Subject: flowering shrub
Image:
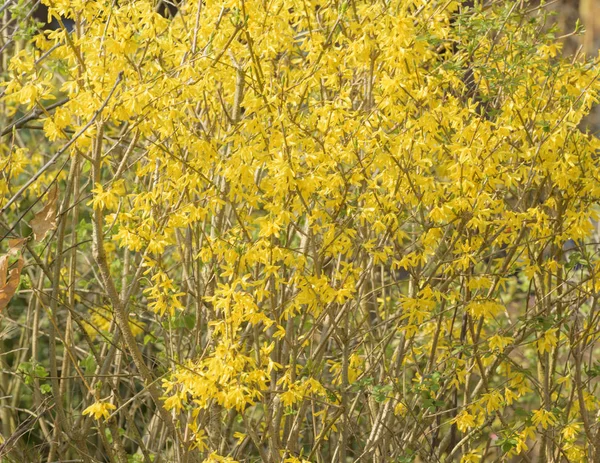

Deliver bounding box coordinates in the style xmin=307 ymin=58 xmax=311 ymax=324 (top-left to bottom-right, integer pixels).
xmin=2 ymin=0 xmax=600 ymax=462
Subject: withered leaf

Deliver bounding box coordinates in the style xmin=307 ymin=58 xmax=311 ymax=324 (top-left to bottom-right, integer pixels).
xmin=0 ymin=256 xmax=7 ymax=288
xmin=30 ymin=185 xmax=59 ymax=242
xmin=0 ymin=255 xmax=23 ymax=312
xmin=8 ymin=238 xmax=26 ymax=255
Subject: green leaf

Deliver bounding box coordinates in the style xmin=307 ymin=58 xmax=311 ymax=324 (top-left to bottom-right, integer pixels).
xmin=80 ymin=353 xmax=97 ymax=376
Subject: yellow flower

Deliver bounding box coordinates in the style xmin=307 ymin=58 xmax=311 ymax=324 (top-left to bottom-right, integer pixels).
xmin=488 ymin=335 xmax=513 ymax=353
xmin=82 ymin=400 xmax=116 ymax=421
xmin=394 ymin=402 xmax=408 ymax=417
xmin=453 ymin=410 xmax=476 ymax=433
xmin=461 ymin=451 xmax=481 ymax=463
xmin=537 ymin=329 xmax=559 ymax=355
xmin=532 ymin=409 xmax=558 ymax=430
xmin=87 ymin=180 xmax=125 ymax=211
xmin=562 ymin=422 xmax=580 ymax=441
xmin=481 ymin=390 xmax=504 ymax=413
xmin=194 ymin=429 xmax=209 ymax=452
xmin=162 ymin=392 xmax=185 ymax=413
xmin=284 ymin=458 xmax=311 ymax=463
xmin=504 ymin=387 xmax=518 ymax=406
xmin=202 ymin=453 xmax=238 ymax=463
xmin=466 ymin=300 xmax=503 ymax=319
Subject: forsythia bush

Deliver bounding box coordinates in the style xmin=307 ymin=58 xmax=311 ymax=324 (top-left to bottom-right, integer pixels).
xmin=1 ymin=0 xmax=600 ymax=462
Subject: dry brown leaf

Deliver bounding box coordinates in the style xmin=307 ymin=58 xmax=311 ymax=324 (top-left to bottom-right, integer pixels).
xmin=30 ymin=185 xmax=59 ymax=242
xmin=0 ymin=256 xmax=7 ymax=288
xmin=8 ymin=238 xmax=26 ymax=255
xmin=0 ymin=255 xmax=23 ymax=312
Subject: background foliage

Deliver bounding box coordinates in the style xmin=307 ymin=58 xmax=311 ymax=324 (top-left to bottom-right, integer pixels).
xmin=2 ymin=0 xmax=600 ymax=462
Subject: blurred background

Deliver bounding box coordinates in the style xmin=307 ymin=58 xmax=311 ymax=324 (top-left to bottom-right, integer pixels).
xmin=557 ymin=0 xmax=599 ymax=55
xmin=551 ymin=0 xmax=600 ymax=130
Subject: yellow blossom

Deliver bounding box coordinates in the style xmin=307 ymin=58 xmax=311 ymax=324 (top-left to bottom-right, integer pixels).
xmin=82 ymin=400 xmax=116 ymax=421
